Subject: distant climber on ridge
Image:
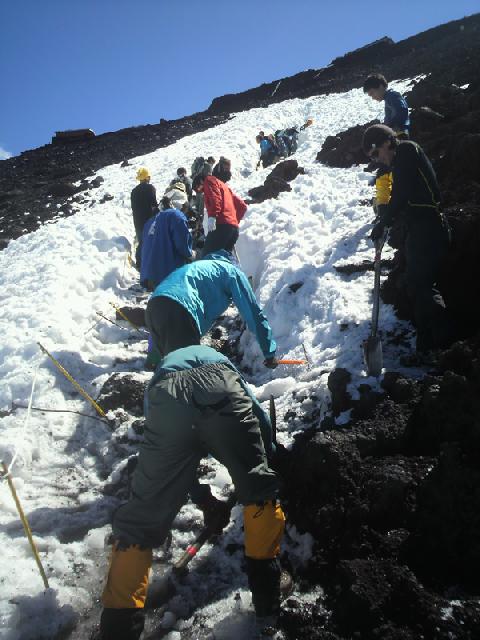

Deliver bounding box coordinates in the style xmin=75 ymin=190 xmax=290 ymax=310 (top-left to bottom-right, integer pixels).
xmin=363 ymin=74 xmax=410 ymax=137
xmin=256 ymin=120 xmax=313 ymax=169
xmin=363 ymin=124 xmax=452 ymax=357
xmin=130 ymin=167 xmax=158 ymax=269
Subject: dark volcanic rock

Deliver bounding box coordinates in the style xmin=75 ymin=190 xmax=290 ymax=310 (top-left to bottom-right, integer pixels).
xmin=47 ymin=182 xmax=77 ymax=197
xmin=248 ymin=160 xmax=305 ymax=203
xmin=316 ymin=120 xmax=378 ymax=168
xmin=97 ymin=373 xmax=145 ymax=416
xmin=116 ymin=306 xmax=146 ymax=328
xmin=327 ymin=368 xmax=352 ymax=417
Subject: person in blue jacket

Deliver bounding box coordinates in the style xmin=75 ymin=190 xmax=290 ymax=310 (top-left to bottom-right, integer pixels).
xmin=363 ymin=73 xmax=410 ymax=137
xmin=145 ymin=249 xmax=278 ymax=367
xmin=140 ymin=196 xmax=193 ymax=290
xmin=256 ymin=132 xmax=279 ymax=169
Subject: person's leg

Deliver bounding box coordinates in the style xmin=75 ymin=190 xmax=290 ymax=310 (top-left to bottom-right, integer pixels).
xmin=405 ymin=216 xmax=451 ymax=352
xmin=145 ymin=296 xmax=200 ymax=357
xmin=193 ymin=364 xmax=284 ymax=620
xmin=133 ymin=221 xmax=143 ymax=271
xmin=101 ymin=380 xmax=202 ymax=639
xmin=201 ymin=224 xmax=239 ymax=257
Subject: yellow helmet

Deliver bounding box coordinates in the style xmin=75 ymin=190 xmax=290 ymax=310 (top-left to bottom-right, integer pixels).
xmin=136 ymin=167 xmax=150 ymax=181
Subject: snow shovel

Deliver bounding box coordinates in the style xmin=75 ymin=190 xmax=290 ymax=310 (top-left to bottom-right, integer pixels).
xmin=363 ymin=231 xmax=387 ymax=377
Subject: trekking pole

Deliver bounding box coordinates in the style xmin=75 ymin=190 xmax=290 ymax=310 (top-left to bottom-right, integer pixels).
xmin=277 ymin=359 xmax=307 ymax=365
xmin=37 ymin=342 xmax=106 ymax=418
xmin=109 ymin=302 xmax=143 ymax=334
xmin=173 ymin=493 xmax=237 ymax=572
xmin=269 ymin=395 xmax=277 ymax=443
xmin=1 ymin=462 xmax=50 ymax=589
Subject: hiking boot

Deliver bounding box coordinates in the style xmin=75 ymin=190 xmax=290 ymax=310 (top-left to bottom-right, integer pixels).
xmin=254 ymin=615 xmax=286 ymax=639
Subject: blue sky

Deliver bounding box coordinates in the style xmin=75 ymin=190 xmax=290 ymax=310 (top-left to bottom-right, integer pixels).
xmin=1 ymin=0 xmax=478 ymax=157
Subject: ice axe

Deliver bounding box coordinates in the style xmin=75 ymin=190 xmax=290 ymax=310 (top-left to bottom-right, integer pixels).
xmin=173 ymin=391 xmax=279 ymax=572
xmin=173 ymin=492 xmax=237 ymax=572
xmin=363 ymin=230 xmax=388 ymax=376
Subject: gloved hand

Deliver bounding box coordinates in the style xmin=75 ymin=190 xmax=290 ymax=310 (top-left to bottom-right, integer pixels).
xmin=370 ymin=222 xmax=385 ymax=242
xmin=264 ymin=357 xmax=279 ymax=369
xmin=198 ymin=491 xmax=232 ymax=535
xmin=207 ymin=216 xmax=216 ymax=232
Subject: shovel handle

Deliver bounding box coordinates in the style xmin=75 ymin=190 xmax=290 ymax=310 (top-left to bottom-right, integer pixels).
xmin=173 ymin=493 xmax=237 ymax=572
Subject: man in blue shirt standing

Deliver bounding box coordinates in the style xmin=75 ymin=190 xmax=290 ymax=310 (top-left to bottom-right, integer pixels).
xmin=363 ymin=73 xmax=410 ymax=137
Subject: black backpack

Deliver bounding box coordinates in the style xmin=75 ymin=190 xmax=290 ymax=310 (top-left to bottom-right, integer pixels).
xmin=212 ymin=156 xmax=232 ymax=183
xmin=191 ymin=156 xmax=212 ymax=179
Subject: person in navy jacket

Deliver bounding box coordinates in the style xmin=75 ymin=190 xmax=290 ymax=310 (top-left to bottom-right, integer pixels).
xmin=140 ymin=196 xmax=192 ymax=290
xmin=363 ymin=73 xmax=410 ymax=136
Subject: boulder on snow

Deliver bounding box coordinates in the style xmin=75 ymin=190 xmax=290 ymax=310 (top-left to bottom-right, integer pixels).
xmin=316 ymin=120 xmax=379 ymax=168
xmin=247 ymin=160 xmax=305 ymax=203
xmin=47 ymin=182 xmax=77 ymax=197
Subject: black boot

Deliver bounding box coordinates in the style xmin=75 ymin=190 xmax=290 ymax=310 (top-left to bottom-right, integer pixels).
xmin=246 ymin=557 xmax=281 ymax=618
xmin=99 ymin=608 xmax=145 ymax=640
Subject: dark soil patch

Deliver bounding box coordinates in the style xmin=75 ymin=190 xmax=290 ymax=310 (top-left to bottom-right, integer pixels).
xmin=96 ymin=373 xmax=146 ymax=416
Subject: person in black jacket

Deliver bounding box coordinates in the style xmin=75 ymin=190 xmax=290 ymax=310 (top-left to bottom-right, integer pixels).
xmin=363 ymin=124 xmax=451 ymax=355
xmin=130 ymin=167 xmax=158 ymax=269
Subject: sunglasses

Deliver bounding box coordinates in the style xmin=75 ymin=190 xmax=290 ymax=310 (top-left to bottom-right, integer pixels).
xmin=368 ymin=147 xmax=380 ymax=159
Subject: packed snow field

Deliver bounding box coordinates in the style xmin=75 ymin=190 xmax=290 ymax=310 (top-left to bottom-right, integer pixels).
xmin=0 ymin=80 xmax=415 ymax=639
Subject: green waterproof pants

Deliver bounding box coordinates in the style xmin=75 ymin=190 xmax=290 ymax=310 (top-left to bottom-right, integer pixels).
xmin=112 ymin=362 xmax=279 ymax=548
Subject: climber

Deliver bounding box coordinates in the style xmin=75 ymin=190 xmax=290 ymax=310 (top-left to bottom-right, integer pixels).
xmin=363 ymin=74 xmax=410 ymax=137
xmin=140 ymin=195 xmax=192 ymax=290
xmin=98 ymin=342 xmax=285 ymax=640
xmin=130 ymin=167 xmax=158 ymax=269
xmin=193 ymin=173 xmax=247 ymax=257
xmin=363 ymin=124 xmax=452 ymax=355
xmin=174 ymin=167 xmax=193 ymax=198
xmin=256 ymin=132 xmax=279 ymax=169
xmin=145 ymin=248 xmax=278 ymax=367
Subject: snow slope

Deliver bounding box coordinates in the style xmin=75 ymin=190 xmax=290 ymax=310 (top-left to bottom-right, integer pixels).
xmin=0 ymin=79 xmax=416 ymax=639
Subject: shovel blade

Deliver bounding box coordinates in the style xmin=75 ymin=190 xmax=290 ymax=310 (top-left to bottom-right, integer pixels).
xmin=364 ymin=336 xmax=383 ymax=377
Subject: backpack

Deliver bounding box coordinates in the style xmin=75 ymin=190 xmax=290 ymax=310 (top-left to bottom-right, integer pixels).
xmin=274 ymin=130 xmax=289 ymax=157
xmin=284 ymin=127 xmax=299 ymax=154
xmin=191 ymin=156 xmax=212 ymax=180
xmin=212 ymin=156 xmax=232 ymax=183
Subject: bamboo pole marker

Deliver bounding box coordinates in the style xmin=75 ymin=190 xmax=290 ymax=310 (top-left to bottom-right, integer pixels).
xmin=109 ymin=302 xmax=143 ymax=334
xmin=36 ymin=342 xmax=106 ymax=418
xmin=1 ymin=462 xmax=50 ymax=589
xmin=96 ymin=311 xmax=125 ymax=330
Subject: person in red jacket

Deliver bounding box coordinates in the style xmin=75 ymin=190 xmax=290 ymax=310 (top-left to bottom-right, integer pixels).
xmin=193 ymin=174 xmax=247 ymax=257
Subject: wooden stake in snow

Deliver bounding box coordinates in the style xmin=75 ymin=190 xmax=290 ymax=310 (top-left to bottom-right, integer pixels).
xmin=37 ymin=342 xmax=106 ymax=418
xmin=1 ymin=462 xmax=50 ymax=589
xmin=109 ymin=302 xmax=143 ymax=334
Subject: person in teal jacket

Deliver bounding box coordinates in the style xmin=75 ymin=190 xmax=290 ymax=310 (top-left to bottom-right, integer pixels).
xmin=146 ymin=249 xmax=278 ymax=367
xmin=99 ymin=345 xmax=285 ymax=640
